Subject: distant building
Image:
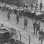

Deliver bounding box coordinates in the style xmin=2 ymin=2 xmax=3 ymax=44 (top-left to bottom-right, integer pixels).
xmin=37 ymin=0 xmax=44 ymax=11
xmin=24 ymin=0 xmax=32 ymax=7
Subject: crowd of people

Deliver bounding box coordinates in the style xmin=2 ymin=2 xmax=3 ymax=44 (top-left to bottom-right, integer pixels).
xmin=0 ymin=4 xmax=41 ymax=33
xmin=4 ymin=4 xmax=29 ymax=30
xmin=0 ymin=3 xmax=44 ymax=44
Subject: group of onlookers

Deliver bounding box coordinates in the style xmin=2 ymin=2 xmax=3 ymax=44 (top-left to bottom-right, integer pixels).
xmin=0 ymin=2 xmax=41 ymax=32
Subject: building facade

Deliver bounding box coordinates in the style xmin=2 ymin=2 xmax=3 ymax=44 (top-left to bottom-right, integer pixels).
xmin=37 ymin=0 xmax=44 ymax=11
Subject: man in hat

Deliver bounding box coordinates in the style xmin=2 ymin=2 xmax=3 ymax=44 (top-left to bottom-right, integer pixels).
xmin=24 ymin=17 xmax=28 ymax=30
xmin=7 ymin=9 xmax=11 ymax=20
xmin=16 ymin=9 xmax=19 ymax=24
xmin=36 ymin=22 xmax=40 ymax=35
xmin=33 ymin=21 xmax=37 ymax=34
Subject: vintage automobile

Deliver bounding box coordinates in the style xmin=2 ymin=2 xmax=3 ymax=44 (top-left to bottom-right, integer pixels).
xmin=0 ymin=24 xmax=24 ymax=44
xmin=0 ymin=25 xmax=16 ymax=44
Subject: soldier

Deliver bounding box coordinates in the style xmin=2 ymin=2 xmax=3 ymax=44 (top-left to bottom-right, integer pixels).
xmin=16 ymin=10 xmax=19 ymax=24
xmin=33 ymin=21 xmax=37 ymax=34
xmin=16 ymin=15 xmax=19 ymax=24
xmin=24 ymin=17 xmax=28 ymax=30
xmin=36 ymin=22 xmax=40 ymax=35
xmin=40 ymin=3 xmax=42 ymax=11
xmin=7 ymin=9 xmax=11 ymax=20
xmin=7 ymin=12 xmax=10 ymax=20
xmin=14 ymin=9 xmax=17 ymax=15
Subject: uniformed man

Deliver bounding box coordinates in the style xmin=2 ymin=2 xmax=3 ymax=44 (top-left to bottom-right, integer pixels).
xmin=36 ymin=22 xmax=40 ymax=35
xmin=16 ymin=10 xmax=19 ymax=24
xmin=7 ymin=9 xmax=11 ymax=20
xmin=24 ymin=17 xmax=28 ymax=30
xmin=33 ymin=21 xmax=37 ymax=34
xmin=23 ymin=5 xmax=28 ymax=30
xmin=40 ymin=3 xmax=42 ymax=11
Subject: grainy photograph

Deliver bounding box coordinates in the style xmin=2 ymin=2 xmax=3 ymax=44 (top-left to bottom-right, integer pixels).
xmin=0 ymin=0 xmax=44 ymax=44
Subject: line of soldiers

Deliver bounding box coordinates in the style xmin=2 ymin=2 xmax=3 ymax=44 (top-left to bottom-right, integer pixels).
xmin=3 ymin=4 xmax=40 ymax=33
xmin=1 ymin=5 xmax=41 ymax=34
xmin=6 ymin=6 xmax=28 ymax=29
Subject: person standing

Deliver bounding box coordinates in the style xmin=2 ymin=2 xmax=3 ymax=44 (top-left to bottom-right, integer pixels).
xmin=16 ymin=10 xmax=19 ymax=24
xmin=7 ymin=9 xmax=11 ymax=20
xmin=36 ymin=22 xmax=40 ymax=35
xmin=23 ymin=5 xmax=28 ymax=30
xmin=24 ymin=17 xmax=28 ymax=30
xmin=7 ymin=12 xmax=10 ymax=20
xmin=33 ymin=21 xmax=37 ymax=34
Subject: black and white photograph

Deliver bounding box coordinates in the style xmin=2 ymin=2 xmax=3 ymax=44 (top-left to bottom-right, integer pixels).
xmin=0 ymin=0 xmax=44 ymax=44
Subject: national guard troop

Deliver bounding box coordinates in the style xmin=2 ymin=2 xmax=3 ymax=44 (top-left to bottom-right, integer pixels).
xmin=36 ymin=22 xmax=40 ymax=35
xmin=23 ymin=4 xmax=28 ymax=30
xmin=33 ymin=21 xmax=37 ymax=34
xmin=7 ymin=9 xmax=11 ymax=20
xmin=7 ymin=8 xmax=12 ymax=20
xmin=24 ymin=17 xmax=28 ymax=30
xmin=7 ymin=12 xmax=10 ymax=20
xmin=16 ymin=9 xmax=19 ymax=24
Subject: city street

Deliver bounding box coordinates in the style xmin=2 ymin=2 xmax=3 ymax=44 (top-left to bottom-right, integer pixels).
xmin=0 ymin=0 xmax=44 ymax=43
xmin=0 ymin=9 xmax=42 ymax=44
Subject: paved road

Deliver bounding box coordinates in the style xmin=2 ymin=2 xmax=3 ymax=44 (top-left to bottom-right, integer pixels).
xmin=0 ymin=9 xmax=41 ymax=44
